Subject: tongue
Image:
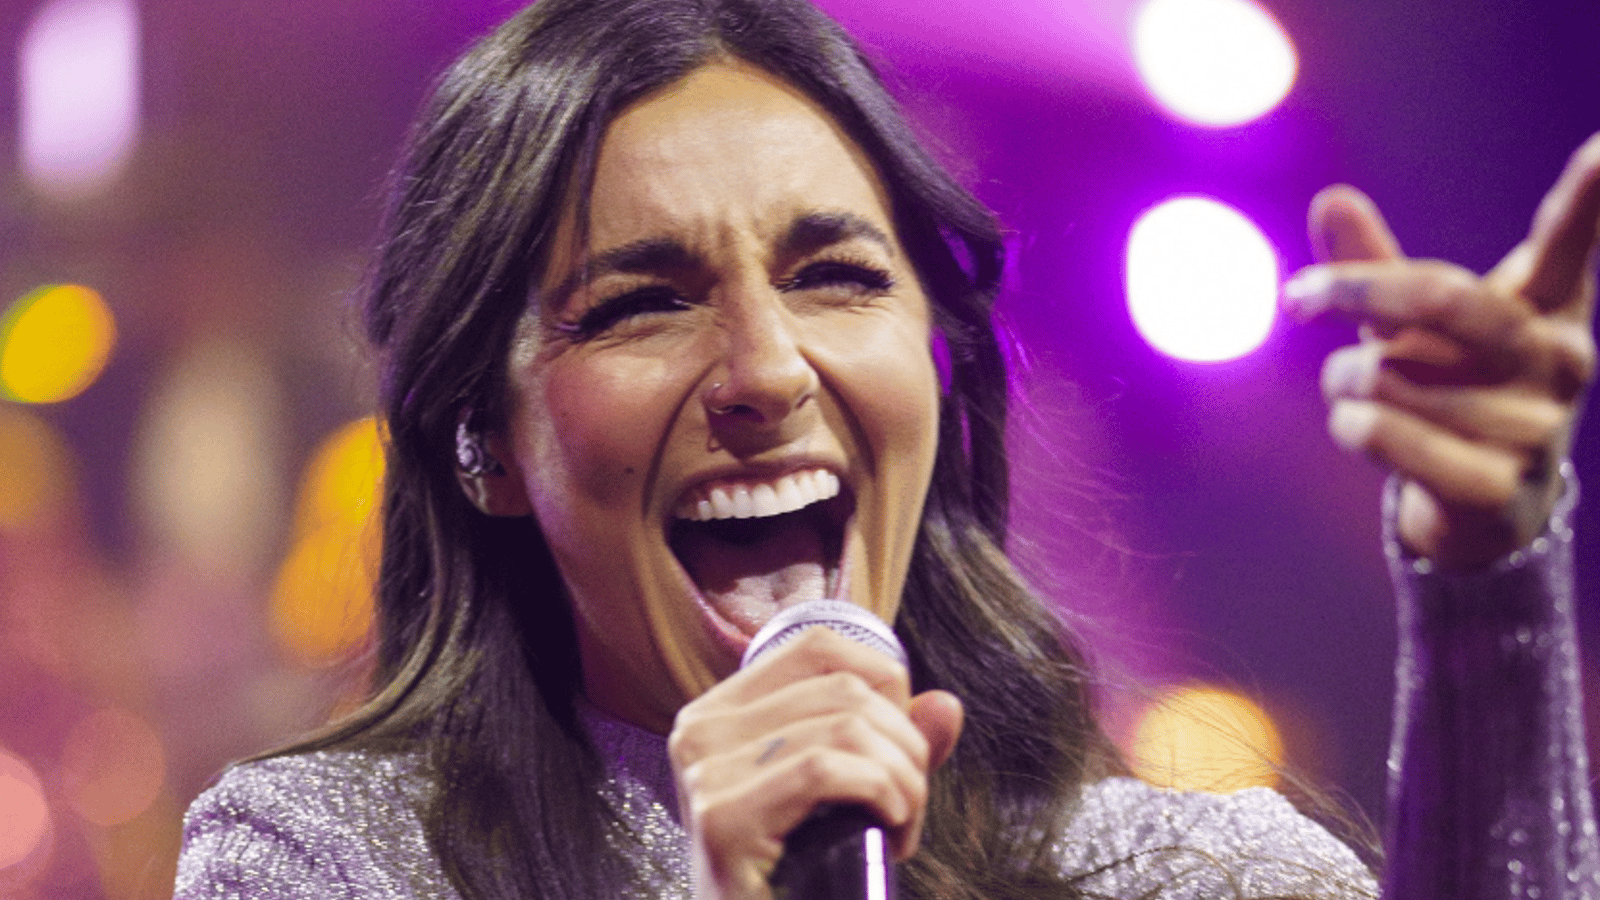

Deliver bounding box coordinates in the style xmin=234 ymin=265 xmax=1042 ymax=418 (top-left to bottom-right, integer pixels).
xmin=674 ymin=514 xmax=828 ymax=634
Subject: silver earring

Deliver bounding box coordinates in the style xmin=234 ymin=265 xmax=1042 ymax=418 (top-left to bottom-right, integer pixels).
xmin=455 ymin=419 xmax=505 ymax=477
xmin=706 ymin=382 xmax=737 ymax=416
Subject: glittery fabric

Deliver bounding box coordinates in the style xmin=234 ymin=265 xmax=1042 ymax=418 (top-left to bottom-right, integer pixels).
xmin=175 ymin=480 xmax=1593 ymax=899
xmin=174 ymin=750 xmax=445 ymax=899
xmin=174 ymin=736 xmax=1374 ymax=899
xmin=1383 ymin=467 xmax=1600 ymax=900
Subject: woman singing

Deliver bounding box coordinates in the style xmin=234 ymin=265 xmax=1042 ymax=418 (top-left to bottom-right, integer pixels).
xmin=176 ymin=0 xmax=1600 ymax=897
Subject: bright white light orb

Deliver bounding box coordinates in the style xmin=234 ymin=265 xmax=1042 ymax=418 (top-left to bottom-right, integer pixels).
xmin=1132 ymin=0 xmax=1296 ymax=127
xmin=1125 ymin=196 xmax=1278 ymax=363
xmin=20 ymin=0 xmax=142 ymax=198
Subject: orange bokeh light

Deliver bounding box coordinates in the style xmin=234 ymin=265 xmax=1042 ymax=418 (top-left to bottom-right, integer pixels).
xmin=1127 ymin=684 xmax=1285 ymax=793
xmin=60 ymin=708 xmax=167 ymax=827
xmin=270 ymin=417 xmax=385 ymax=665
xmin=0 ymin=407 xmax=74 ymax=531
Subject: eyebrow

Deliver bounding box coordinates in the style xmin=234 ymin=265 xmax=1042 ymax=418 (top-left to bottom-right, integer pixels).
xmin=545 ymin=210 xmax=897 ymax=309
xmin=777 ymin=211 xmax=896 ymax=261
xmin=547 ymin=238 xmax=696 ymax=310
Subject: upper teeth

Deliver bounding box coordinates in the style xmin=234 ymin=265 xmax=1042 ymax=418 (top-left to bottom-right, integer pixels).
xmin=676 ymin=469 xmax=841 ymax=521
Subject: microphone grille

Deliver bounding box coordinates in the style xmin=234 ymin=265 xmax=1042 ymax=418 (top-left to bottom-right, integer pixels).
xmin=740 ymin=599 xmax=906 ymax=669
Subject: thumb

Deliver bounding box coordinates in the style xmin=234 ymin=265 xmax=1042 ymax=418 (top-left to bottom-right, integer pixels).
xmin=1308 ymin=184 xmax=1405 ymax=263
xmin=908 ymin=690 xmax=964 ymax=772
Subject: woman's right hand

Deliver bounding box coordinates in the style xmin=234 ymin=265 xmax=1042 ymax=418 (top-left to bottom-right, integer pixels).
xmin=667 ymin=626 xmax=964 ymax=900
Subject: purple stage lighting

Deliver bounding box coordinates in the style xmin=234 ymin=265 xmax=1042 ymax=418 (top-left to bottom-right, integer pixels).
xmin=1132 ymin=0 xmax=1296 ymax=127
xmin=1124 ymin=196 xmax=1279 ymax=363
xmin=20 ymin=0 xmax=141 ymax=198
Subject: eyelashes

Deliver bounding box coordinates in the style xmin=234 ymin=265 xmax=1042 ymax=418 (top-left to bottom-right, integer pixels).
xmin=776 ymin=259 xmax=895 ymax=294
xmin=556 ymin=257 xmax=897 ymax=342
xmin=556 ymin=285 xmax=689 ymax=341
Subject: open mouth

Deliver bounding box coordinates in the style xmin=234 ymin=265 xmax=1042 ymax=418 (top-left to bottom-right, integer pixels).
xmin=667 ymin=468 xmax=851 ymax=636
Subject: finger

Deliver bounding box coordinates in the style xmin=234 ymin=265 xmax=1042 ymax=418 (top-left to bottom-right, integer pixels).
xmin=1321 ymin=342 xmax=1572 ymax=447
xmin=1283 ymin=260 xmax=1532 ymax=363
xmin=1308 ymin=184 xmax=1405 ymax=263
xmin=908 ymin=690 xmax=964 ymax=773
xmin=898 ymin=690 xmax=964 ymax=860
xmin=1489 ymin=131 xmax=1600 ymax=314
xmin=727 ymin=625 xmax=911 ymax=706
xmin=727 ymin=710 xmax=929 ymax=808
xmin=690 ymin=744 xmax=922 ymax=864
xmin=674 ymin=671 xmax=930 ymax=773
xmin=1327 ymin=399 xmax=1527 ymax=511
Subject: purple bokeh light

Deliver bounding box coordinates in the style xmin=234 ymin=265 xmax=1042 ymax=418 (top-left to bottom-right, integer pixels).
xmin=1132 ymin=0 xmax=1296 ymax=127
xmin=1125 ymin=195 xmax=1279 ymax=362
xmin=19 ymin=0 xmax=141 ymax=198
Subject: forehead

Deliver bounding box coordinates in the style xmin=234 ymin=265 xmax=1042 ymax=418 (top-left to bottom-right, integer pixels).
xmin=582 ymin=62 xmax=897 ymax=247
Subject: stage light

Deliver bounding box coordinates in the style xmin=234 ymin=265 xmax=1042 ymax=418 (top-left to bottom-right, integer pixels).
xmin=20 ymin=0 xmax=142 ymax=198
xmin=1125 ymin=196 xmax=1278 ymax=363
xmin=0 ymin=284 xmax=116 ymax=404
xmin=292 ymin=417 xmax=385 ymax=538
xmin=0 ymin=408 xmax=74 ymax=531
xmin=1132 ymin=0 xmax=1296 ymax=127
xmin=131 ymin=339 xmax=289 ymax=577
xmin=0 ymin=748 xmax=51 ymax=871
xmin=60 ymin=708 xmax=167 ymax=827
xmin=1127 ymin=684 xmax=1285 ymax=792
xmin=270 ymin=418 xmax=384 ymax=665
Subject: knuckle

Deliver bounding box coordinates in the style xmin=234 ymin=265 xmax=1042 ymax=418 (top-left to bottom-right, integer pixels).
xmin=1521 ymin=399 xmax=1568 ymax=448
xmin=1417 ymin=264 xmax=1481 ymax=315
xmin=688 ymin=794 xmax=718 ymax=830
xmin=667 ymin=723 xmax=704 ymax=766
xmin=876 ymin=774 xmax=916 ymax=825
xmin=1546 ymin=326 xmax=1597 ymax=401
xmin=668 ymin=708 xmax=733 ymax=768
xmin=826 ymin=710 xmax=871 ymax=748
xmin=794 ymin=624 xmax=844 ymax=655
xmin=823 ymin=670 xmax=872 ymax=702
xmin=679 ymin=759 xmax=711 ymax=795
xmin=791 ymin=747 xmax=833 ymax=785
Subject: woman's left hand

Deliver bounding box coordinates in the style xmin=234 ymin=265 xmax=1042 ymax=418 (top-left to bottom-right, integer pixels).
xmin=1285 ymin=133 xmax=1600 ymax=570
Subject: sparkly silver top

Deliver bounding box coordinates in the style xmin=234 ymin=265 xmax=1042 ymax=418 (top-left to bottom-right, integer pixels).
xmin=175 ymin=475 xmax=1597 ymax=899
xmin=173 ymin=729 xmax=1374 ymax=899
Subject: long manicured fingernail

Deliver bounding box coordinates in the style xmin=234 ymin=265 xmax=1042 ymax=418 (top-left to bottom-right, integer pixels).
xmin=1321 ymin=342 xmax=1382 ymax=399
xmin=1328 ymin=400 xmax=1379 ymax=452
xmin=1282 ymin=267 xmax=1334 ymax=317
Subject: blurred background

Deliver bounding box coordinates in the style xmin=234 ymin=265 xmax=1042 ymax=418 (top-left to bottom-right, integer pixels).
xmin=1 ymin=0 xmax=1597 ymax=895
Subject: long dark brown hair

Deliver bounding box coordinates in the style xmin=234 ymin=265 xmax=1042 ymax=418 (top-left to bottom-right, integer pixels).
xmin=299 ymin=0 xmax=1124 ymax=896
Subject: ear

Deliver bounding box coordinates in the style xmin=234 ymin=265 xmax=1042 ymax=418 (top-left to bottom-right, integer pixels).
xmin=455 ymin=431 xmax=533 ymax=517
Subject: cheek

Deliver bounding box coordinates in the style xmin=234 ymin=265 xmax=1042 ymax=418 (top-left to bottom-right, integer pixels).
xmin=518 ymin=355 xmax=679 ymax=534
xmin=855 ymin=317 xmax=941 ymax=469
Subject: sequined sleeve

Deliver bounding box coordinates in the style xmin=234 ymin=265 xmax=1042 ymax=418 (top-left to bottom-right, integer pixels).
xmin=173 ymin=751 xmax=456 ymax=900
xmin=1383 ymin=468 xmax=1600 ymax=899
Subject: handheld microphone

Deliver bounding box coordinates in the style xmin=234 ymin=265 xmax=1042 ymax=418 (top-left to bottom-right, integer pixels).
xmin=741 ymin=600 xmax=905 ymax=900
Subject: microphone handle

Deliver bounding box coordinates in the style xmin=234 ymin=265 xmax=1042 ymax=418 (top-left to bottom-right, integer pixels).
xmin=743 ymin=601 xmax=905 ymax=900
xmin=771 ymin=805 xmax=895 ymax=900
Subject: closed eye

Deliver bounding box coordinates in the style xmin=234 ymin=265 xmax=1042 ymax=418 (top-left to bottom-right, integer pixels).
xmin=778 ymin=260 xmax=895 ymax=297
xmin=557 ymin=285 xmax=690 ymax=341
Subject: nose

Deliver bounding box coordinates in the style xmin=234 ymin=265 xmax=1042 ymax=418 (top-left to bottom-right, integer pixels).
xmin=703 ymin=286 xmax=817 ymax=429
